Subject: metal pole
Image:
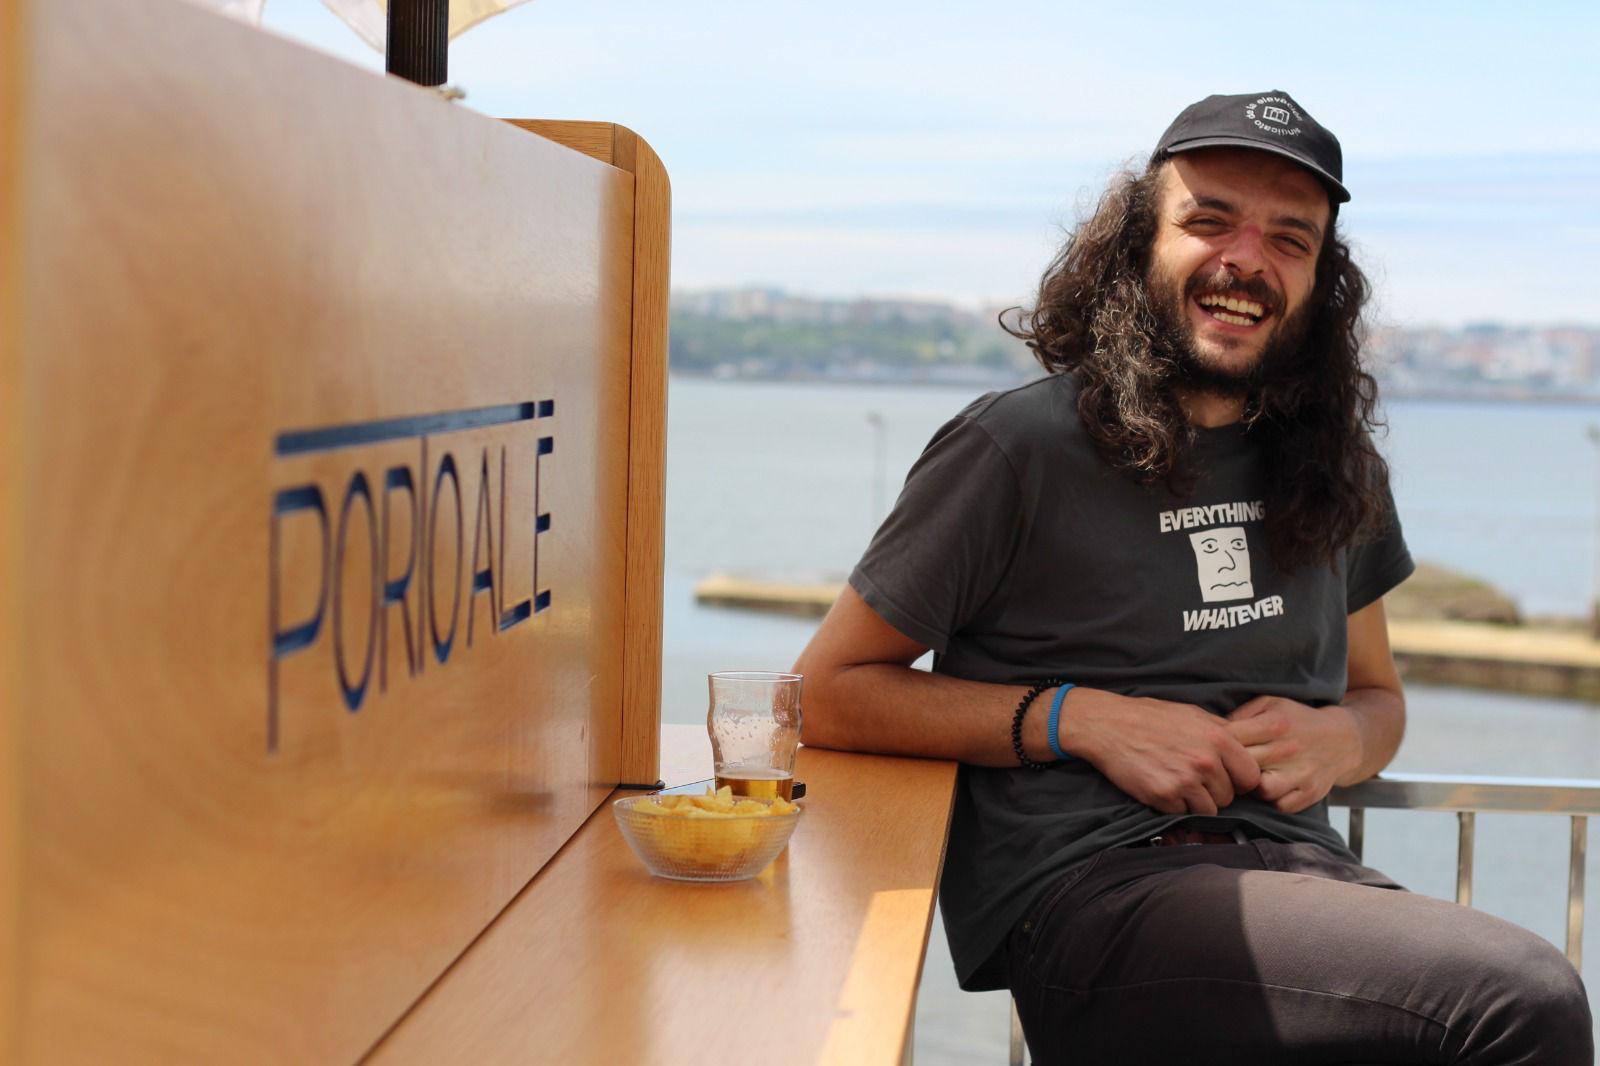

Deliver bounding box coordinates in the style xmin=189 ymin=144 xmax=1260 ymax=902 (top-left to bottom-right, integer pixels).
xmin=1568 ymin=815 xmax=1587 ymax=970
xmin=1009 ymin=997 xmax=1028 ymax=1066
xmin=387 ymin=0 xmax=449 ymax=87
xmin=1455 ymin=811 xmax=1475 ymax=907
xmin=1588 ymin=425 xmax=1600 ymax=638
xmin=866 ymin=412 xmax=887 ymax=525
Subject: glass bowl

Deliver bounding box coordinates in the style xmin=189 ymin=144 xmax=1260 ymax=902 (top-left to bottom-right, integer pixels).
xmin=612 ymin=794 xmax=801 ymax=882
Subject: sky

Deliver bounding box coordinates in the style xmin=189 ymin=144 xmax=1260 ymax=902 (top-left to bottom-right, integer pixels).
xmin=247 ymin=0 xmax=1600 ymax=327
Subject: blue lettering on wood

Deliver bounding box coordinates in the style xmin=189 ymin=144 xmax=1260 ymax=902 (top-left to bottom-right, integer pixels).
xmin=268 ymin=484 xmax=328 ymax=753
xmin=267 ymin=400 xmax=556 ymax=753
xmin=467 ymin=450 xmax=498 ymax=647
xmin=334 ymin=471 xmax=379 ymax=712
xmin=429 ymin=453 xmax=462 ymax=664
xmin=380 ymin=465 xmax=419 ymax=690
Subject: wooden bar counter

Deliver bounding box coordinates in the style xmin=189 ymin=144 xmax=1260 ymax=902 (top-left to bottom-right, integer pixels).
xmin=367 ymin=725 xmax=958 ymax=1065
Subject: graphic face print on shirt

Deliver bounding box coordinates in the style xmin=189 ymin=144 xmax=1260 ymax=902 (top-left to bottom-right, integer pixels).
xmin=1189 ymin=526 xmax=1254 ymax=602
xmin=1159 ymin=500 xmax=1282 ymax=630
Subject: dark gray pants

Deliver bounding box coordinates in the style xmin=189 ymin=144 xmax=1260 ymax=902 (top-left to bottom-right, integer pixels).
xmin=1006 ymin=838 xmax=1593 ymax=1065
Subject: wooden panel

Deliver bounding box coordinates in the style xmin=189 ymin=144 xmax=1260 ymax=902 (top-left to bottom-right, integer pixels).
xmin=369 ymin=726 xmax=958 ymax=1065
xmin=506 ymin=119 xmax=617 ymax=165
xmin=3 ymin=1 xmax=649 ymax=1061
xmin=613 ymin=125 xmax=672 ymax=787
xmin=501 ymin=120 xmax=670 ymax=787
xmin=0 ymin=0 xmax=26 ymax=1060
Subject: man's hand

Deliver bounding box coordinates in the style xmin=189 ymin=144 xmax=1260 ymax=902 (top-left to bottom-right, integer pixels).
xmin=1064 ymin=690 xmax=1262 ymax=817
xmin=1222 ymin=600 xmax=1408 ymax=814
xmin=1225 ymin=696 xmax=1362 ymax=814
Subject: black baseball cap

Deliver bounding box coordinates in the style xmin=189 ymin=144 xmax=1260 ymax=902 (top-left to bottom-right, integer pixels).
xmin=1151 ymin=91 xmax=1350 ymax=204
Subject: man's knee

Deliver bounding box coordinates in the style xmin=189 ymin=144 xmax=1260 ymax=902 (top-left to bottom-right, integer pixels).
xmin=1514 ymin=940 xmax=1591 ymax=1052
xmin=1457 ymin=928 xmax=1592 ymax=1064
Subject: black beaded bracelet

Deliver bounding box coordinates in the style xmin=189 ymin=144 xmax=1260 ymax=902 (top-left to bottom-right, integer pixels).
xmin=1010 ymin=677 xmax=1066 ymax=770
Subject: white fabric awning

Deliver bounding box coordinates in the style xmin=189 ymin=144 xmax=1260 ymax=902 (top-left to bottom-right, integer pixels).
xmin=319 ymin=0 xmax=535 ymax=51
xmin=191 ymin=0 xmax=268 ymax=25
xmin=187 ymin=0 xmax=534 ymax=52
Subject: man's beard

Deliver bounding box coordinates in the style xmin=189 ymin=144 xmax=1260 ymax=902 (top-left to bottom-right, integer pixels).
xmin=1147 ymin=266 xmax=1315 ymax=397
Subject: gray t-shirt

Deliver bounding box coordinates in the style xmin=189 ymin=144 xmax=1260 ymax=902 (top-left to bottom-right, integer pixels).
xmin=848 ymin=372 xmax=1414 ymax=990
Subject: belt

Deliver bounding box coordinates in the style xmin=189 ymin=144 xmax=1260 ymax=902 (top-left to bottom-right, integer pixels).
xmin=1131 ymin=826 xmax=1251 ymax=848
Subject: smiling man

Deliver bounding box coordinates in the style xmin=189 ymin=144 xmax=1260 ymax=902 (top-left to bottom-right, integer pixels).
xmin=795 ymin=92 xmax=1592 ymax=1064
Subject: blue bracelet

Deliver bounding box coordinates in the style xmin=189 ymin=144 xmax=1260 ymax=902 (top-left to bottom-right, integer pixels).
xmin=1046 ymin=683 xmax=1076 ymax=761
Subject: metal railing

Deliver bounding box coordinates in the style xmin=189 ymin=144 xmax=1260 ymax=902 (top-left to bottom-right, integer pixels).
xmin=1005 ymin=771 xmax=1600 ymax=1066
xmin=1333 ymin=771 xmax=1598 ymax=969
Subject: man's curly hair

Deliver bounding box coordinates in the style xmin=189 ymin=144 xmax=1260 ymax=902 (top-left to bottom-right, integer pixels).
xmin=1004 ymin=162 xmax=1391 ymax=571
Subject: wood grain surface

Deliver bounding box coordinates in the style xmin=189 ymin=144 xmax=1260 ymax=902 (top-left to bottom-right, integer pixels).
xmin=613 ymin=125 xmax=672 ymax=789
xmin=505 ymin=119 xmax=618 ymax=165
xmin=368 ymin=725 xmax=958 ymax=1065
xmin=0 ymin=1 xmax=26 ymax=1061
xmin=3 ymin=1 xmax=665 ymax=1061
xmin=505 ymin=119 xmax=670 ymax=788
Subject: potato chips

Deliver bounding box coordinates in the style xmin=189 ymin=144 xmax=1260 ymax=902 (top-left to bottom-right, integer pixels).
xmin=635 ymin=785 xmax=799 ymax=819
xmin=613 ymin=786 xmax=801 ymax=880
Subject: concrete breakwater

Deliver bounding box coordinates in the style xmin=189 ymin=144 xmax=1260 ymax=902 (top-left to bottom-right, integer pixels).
xmin=1384 ymin=620 xmax=1600 ymax=702
xmin=693 ymin=570 xmax=1600 ymax=704
xmin=693 ymin=573 xmax=843 ymax=618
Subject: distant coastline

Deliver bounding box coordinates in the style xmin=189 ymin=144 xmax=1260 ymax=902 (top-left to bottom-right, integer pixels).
xmin=669 ymin=287 xmax=1600 ymax=405
xmin=1373 ymin=387 xmax=1600 ymax=409
xmin=669 ymin=366 xmax=1600 ymax=408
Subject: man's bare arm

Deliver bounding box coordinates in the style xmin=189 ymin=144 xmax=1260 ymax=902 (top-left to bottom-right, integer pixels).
xmin=792 ymin=584 xmax=1054 ymax=765
xmin=1335 ymin=597 xmax=1407 ymax=783
xmin=795 ymin=585 xmax=1262 ymax=814
xmin=1226 ymin=597 xmax=1406 ymax=812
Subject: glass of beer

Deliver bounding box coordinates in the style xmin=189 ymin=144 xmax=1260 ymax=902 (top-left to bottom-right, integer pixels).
xmin=708 ymin=671 xmax=802 ymax=800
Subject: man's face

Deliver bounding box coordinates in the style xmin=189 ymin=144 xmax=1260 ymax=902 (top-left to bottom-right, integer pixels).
xmin=1146 ymin=148 xmax=1331 ymax=390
